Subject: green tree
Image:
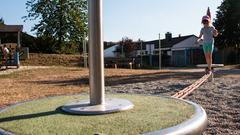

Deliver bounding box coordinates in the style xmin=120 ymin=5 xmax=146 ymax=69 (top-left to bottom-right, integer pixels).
xmin=214 ymin=0 xmax=240 ymax=48
xmin=0 ymin=17 xmax=4 ymax=25
xmin=24 ymin=0 xmax=88 ymax=52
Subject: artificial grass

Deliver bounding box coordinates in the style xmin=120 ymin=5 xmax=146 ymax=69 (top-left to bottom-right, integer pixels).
xmin=0 ymin=94 xmax=194 ymax=135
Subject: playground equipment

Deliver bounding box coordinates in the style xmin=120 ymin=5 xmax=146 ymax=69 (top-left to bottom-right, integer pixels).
xmin=197 ymin=64 xmax=224 ymax=82
xmin=62 ymin=0 xmax=134 ymax=115
xmin=0 ymin=1 xmax=210 ymax=134
xmin=61 ymin=0 xmax=208 ymax=134
xmin=172 ymin=73 xmax=212 ymax=99
xmin=0 ymin=25 xmax=23 ymax=69
xmin=173 ymin=64 xmax=224 ymax=99
xmin=0 ymin=43 xmax=18 ymax=67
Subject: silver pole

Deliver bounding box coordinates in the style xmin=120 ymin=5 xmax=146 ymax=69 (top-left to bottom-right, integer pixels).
xmin=121 ymin=38 xmax=124 ymax=58
xmin=88 ymin=0 xmax=105 ymax=105
xmin=17 ymin=31 xmax=21 ymax=48
xmin=83 ymin=32 xmax=88 ymax=68
xmin=140 ymin=40 xmax=143 ymax=67
xmin=83 ymin=34 xmax=85 ymax=66
xmin=159 ymin=33 xmax=161 ymax=70
xmin=17 ymin=31 xmax=21 ymax=67
xmin=61 ymin=0 xmax=134 ymax=115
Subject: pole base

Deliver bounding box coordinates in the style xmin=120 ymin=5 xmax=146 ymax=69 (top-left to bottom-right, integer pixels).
xmin=61 ymin=98 xmax=134 ymax=115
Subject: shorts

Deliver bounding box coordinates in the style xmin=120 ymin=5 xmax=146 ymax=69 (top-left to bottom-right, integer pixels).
xmin=203 ymin=42 xmax=214 ymax=54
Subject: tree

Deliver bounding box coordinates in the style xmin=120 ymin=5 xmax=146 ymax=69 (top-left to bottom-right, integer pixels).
xmin=0 ymin=17 xmax=4 ymax=25
xmin=214 ymin=0 xmax=240 ymax=48
xmin=117 ymin=37 xmax=137 ymax=57
xmin=24 ymin=0 xmax=88 ymax=52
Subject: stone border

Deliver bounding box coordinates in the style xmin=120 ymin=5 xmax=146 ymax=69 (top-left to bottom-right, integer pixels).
xmin=0 ymin=95 xmax=207 ymax=135
xmin=144 ymin=97 xmax=208 ymax=135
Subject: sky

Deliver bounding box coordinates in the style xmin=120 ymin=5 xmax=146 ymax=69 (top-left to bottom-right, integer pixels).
xmin=0 ymin=0 xmax=223 ymax=42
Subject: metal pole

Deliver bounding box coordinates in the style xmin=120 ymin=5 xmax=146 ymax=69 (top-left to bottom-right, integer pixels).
xmin=61 ymin=0 xmax=133 ymax=115
xmin=83 ymin=32 xmax=88 ymax=68
xmin=149 ymin=45 xmax=152 ymax=66
xmin=121 ymin=38 xmax=124 ymax=58
xmin=140 ymin=40 xmax=143 ymax=67
xmin=17 ymin=31 xmax=21 ymax=68
xmin=83 ymin=34 xmax=85 ymax=66
xmin=159 ymin=33 xmax=161 ymax=70
xmin=88 ymin=0 xmax=105 ymax=105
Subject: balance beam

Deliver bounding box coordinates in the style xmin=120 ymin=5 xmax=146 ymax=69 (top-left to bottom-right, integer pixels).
xmin=196 ymin=64 xmax=224 ymax=82
xmin=196 ymin=64 xmax=224 ymax=68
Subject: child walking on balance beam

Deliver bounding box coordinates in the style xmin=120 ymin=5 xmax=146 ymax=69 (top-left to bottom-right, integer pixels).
xmin=197 ymin=10 xmax=218 ymax=74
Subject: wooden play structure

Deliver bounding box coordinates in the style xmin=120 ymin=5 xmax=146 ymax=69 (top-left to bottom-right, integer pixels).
xmin=0 ymin=25 xmax=23 ymax=69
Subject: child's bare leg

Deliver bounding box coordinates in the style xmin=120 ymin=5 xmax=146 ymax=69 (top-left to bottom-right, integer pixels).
xmin=204 ymin=53 xmax=209 ymax=66
xmin=204 ymin=53 xmax=208 ymax=64
xmin=209 ymin=53 xmax=213 ymax=70
xmin=204 ymin=53 xmax=211 ymax=71
xmin=207 ymin=53 xmax=212 ymax=71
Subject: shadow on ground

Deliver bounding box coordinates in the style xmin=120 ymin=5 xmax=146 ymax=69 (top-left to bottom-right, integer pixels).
xmin=27 ymin=71 xmax=204 ymax=87
xmin=215 ymin=69 xmax=240 ymax=77
xmin=0 ymin=107 xmax=64 ymax=123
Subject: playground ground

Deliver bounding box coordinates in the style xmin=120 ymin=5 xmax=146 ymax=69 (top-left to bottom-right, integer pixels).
xmin=0 ymin=54 xmax=239 ymax=135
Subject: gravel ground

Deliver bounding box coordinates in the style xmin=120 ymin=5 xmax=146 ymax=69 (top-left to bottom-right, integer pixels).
xmin=188 ymin=70 xmax=240 ymax=135
xmin=106 ymin=69 xmax=240 ymax=135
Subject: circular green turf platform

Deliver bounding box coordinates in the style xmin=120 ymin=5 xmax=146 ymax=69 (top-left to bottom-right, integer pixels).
xmin=0 ymin=94 xmax=194 ymax=135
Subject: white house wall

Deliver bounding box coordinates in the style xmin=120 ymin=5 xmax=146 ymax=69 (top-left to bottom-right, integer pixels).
xmin=172 ymin=36 xmax=199 ymax=50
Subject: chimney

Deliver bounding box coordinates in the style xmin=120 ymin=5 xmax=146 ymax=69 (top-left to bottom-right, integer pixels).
xmin=165 ymin=32 xmax=172 ymax=41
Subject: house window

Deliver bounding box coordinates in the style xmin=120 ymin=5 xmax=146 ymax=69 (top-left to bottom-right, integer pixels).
xmin=137 ymin=50 xmax=147 ymax=56
xmin=146 ymin=44 xmax=155 ymax=55
xmin=167 ymin=51 xmax=172 ymax=56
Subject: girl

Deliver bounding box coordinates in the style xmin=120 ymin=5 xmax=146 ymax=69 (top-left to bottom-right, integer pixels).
xmin=197 ymin=15 xmax=218 ymax=73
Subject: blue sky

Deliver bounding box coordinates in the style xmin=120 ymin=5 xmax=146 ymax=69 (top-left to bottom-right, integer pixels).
xmin=0 ymin=0 xmax=222 ymax=41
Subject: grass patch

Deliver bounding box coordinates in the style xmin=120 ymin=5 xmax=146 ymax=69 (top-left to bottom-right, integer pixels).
xmin=0 ymin=94 xmax=194 ymax=135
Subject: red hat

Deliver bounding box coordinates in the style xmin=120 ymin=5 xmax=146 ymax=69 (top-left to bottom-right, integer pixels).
xmin=202 ymin=15 xmax=211 ymax=22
